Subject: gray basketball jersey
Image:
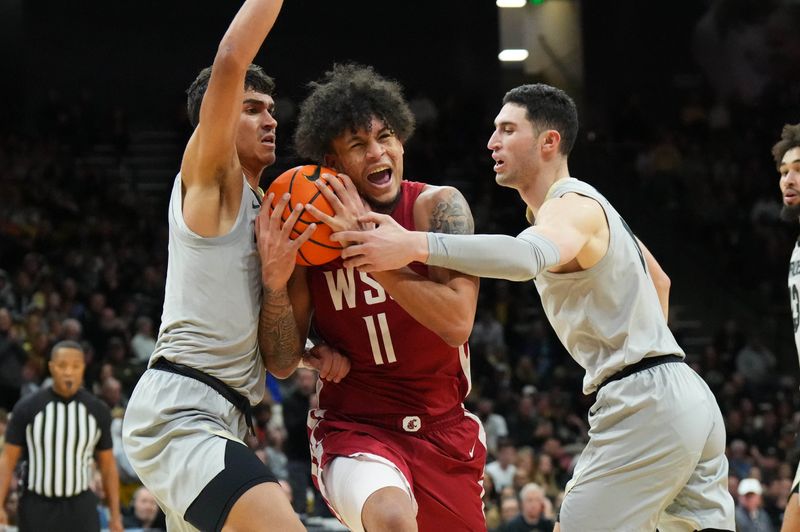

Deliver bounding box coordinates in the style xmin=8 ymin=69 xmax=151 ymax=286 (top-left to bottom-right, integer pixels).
xmin=789 ymin=239 xmax=800 ymax=366
xmin=151 ymin=174 xmax=265 ymax=405
xmin=534 ymin=178 xmax=684 ymax=394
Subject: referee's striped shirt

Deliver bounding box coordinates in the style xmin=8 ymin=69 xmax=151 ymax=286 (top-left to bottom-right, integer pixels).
xmin=6 ymin=387 xmax=113 ymax=498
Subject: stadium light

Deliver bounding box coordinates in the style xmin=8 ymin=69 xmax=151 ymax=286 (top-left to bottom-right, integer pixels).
xmin=496 ymin=0 xmax=526 ymax=7
xmin=498 ymin=49 xmax=529 ymax=62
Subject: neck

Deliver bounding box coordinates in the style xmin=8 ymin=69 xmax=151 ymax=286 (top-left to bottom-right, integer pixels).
xmin=242 ymin=165 xmax=264 ymax=192
xmin=520 ymin=160 xmax=570 ymax=218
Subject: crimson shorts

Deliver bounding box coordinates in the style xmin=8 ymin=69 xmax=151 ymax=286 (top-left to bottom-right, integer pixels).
xmin=308 ymin=405 xmax=487 ymax=531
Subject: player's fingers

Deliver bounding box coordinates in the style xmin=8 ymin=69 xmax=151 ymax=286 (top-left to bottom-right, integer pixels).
xmin=293 ymin=223 xmax=317 ymax=248
xmin=327 ymin=354 xmax=346 ymax=383
xmin=270 ymin=193 xmax=291 ymax=230
xmin=341 ymin=254 xmax=371 ymax=270
xmin=304 ymin=203 xmax=335 ymax=225
xmin=281 ymin=203 xmax=305 ymax=239
xmin=315 ymin=176 xmax=346 ymax=211
xmin=357 ymin=212 xmax=391 ymax=226
xmin=339 ymin=243 xmax=367 ymax=259
xmin=335 ymin=354 xmax=351 ymax=382
xmin=330 ymin=230 xmax=366 ymax=244
xmin=318 ymin=350 xmax=334 ymax=379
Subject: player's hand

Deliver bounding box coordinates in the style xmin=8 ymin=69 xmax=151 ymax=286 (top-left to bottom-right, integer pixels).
xmin=256 ymin=192 xmax=316 ymax=290
xmin=305 ymin=173 xmax=374 ymax=236
xmin=331 ymin=212 xmax=426 ymax=272
xmin=302 ymin=343 xmax=350 ymax=383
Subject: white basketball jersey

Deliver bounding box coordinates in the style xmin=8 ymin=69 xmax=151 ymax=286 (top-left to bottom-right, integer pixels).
xmin=789 ymin=239 xmax=800 ymax=367
xmin=151 ymin=174 xmax=265 ymax=405
xmin=534 ymin=178 xmax=684 ymax=394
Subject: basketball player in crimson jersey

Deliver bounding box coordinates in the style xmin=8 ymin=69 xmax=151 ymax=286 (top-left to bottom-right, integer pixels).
xmin=258 ymin=63 xmax=486 ymax=531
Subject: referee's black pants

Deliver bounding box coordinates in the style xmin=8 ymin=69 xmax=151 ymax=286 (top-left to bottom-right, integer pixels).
xmin=18 ymin=490 xmax=99 ymax=532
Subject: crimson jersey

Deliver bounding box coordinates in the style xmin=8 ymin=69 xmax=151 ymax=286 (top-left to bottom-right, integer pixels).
xmin=307 ymin=180 xmax=472 ymax=419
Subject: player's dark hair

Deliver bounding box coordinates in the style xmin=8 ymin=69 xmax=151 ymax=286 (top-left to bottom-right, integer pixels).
xmin=294 ymin=63 xmax=415 ymax=163
xmin=186 ymin=64 xmax=276 ymax=129
xmin=502 ymin=84 xmax=578 ymax=156
xmin=772 ymin=123 xmax=800 ymax=166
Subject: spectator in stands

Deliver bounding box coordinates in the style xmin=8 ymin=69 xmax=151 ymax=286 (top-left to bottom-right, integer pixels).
xmin=122 ymin=486 xmax=165 ymax=531
xmin=498 ymin=483 xmax=554 ymax=532
xmin=487 ymin=439 xmax=519 ymax=493
xmin=735 ymin=477 xmax=775 ymax=532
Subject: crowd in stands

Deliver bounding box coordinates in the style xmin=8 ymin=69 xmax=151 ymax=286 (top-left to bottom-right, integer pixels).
xmin=2 ymin=7 xmax=800 ymax=527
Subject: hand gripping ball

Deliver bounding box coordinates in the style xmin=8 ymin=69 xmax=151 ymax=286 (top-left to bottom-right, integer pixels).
xmin=266 ymin=164 xmax=343 ymax=266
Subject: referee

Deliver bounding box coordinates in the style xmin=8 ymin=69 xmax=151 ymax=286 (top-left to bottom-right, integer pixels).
xmin=0 ymin=340 xmax=123 ymax=531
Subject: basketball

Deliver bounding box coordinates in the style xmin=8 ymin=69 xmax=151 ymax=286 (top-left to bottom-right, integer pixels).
xmin=266 ymin=164 xmax=343 ymax=266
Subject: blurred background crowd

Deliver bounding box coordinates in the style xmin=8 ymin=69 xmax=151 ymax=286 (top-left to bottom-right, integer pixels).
xmin=3 ymin=0 xmax=800 ymax=530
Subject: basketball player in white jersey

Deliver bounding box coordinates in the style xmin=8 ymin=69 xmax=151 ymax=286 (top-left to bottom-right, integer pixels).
xmin=333 ymin=83 xmax=736 ymax=531
xmin=121 ymin=0 xmax=349 ymax=529
xmin=773 ymin=122 xmax=800 ymax=532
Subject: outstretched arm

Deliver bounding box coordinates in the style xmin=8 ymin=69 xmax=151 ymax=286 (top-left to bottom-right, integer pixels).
xmin=181 ymin=0 xmax=284 ymax=237
xmin=335 ymin=193 xmax=606 ymax=282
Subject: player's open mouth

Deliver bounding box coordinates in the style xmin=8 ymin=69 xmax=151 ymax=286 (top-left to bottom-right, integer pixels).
xmin=367 ymin=166 xmax=392 ymax=185
xmin=261 ymin=135 xmax=275 ymax=146
xmin=494 ymin=159 xmax=505 ymax=172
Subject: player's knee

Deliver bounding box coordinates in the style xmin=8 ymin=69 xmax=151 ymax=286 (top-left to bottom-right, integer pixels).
xmin=362 ymin=487 xmax=417 ymax=532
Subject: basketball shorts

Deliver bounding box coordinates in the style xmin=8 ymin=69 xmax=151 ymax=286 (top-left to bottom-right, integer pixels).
xmin=122 ymin=367 xmax=277 ymax=532
xmin=308 ymin=405 xmax=487 ymax=532
xmin=559 ymin=362 xmax=735 ymax=532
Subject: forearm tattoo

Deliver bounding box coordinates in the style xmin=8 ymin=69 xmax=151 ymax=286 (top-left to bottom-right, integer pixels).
xmin=429 ymin=191 xmax=475 ymax=235
xmin=258 ymin=287 xmax=302 ymax=372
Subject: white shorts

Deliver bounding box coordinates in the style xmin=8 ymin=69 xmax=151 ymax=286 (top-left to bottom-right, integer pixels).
xmin=559 ymin=362 xmax=735 ymax=532
xmin=322 ymin=454 xmax=415 ymax=532
xmin=122 ymin=368 xmax=276 ymax=531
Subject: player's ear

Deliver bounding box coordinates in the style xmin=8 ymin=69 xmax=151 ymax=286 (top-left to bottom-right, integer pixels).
xmin=541 ymin=130 xmax=561 ymax=155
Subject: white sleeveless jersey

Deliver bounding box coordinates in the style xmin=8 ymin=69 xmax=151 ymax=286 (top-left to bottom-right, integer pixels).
xmin=789 ymin=239 xmax=800 ymax=367
xmin=534 ymin=178 xmax=684 ymax=394
xmin=150 ymin=174 xmax=265 ymax=405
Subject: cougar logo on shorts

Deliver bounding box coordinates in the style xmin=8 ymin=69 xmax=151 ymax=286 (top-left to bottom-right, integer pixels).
xmin=402 ymin=416 xmax=421 ymax=432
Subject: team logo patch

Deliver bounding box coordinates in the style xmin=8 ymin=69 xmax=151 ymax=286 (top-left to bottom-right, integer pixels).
xmin=402 ymin=416 xmax=421 ymax=432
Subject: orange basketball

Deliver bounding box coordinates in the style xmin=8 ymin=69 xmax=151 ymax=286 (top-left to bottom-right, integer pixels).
xmin=265 ymin=164 xmax=343 ymax=266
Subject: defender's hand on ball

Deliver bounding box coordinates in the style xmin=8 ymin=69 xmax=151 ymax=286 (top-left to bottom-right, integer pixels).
xmin=302 ymin=343 xmax=350 ymax=383
xmin=332 ymin=212 xmax=427 ymax=272
xmin=256 ymin=192 xmax=316 ymax=290
xmin=304 ymin=173 xmax=374 ymax=235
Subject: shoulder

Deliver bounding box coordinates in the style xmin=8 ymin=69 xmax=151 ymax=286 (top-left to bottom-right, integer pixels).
xmin=413 ymin=184 xmax=474 ymax=233
xmin=11 ymin=388 xmax=51 ymax=419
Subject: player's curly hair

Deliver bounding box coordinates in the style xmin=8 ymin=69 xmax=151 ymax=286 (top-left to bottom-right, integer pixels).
xmin=772 ymin=123 xmax=800 ymax=166
xmin=502 ymin=84 xmax=578 ymax=156
xmin=293 ymin=63 xmax=415 ymax=163
xmin=185 ymin=64 xmax=275 ymax=129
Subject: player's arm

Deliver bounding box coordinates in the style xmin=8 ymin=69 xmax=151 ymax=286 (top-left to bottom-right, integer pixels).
xmin=260 ymin=266 xmax=313 ymax=379
xmin=367 ymin=186 xmax=480 ymax=347
xmin=180 ymin=0 xmax=284 ymax=237
xmin=636 ymin=237 xmax=670 ymax=320
xmin=336 ymin=193 xmax=604 ymax=282
xmin=95 ymin=448 xmax=123 ymax=532
xmin=0 ymin=443 xmax=22 ymax=525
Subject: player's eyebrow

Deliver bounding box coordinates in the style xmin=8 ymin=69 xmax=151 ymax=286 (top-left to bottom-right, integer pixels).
xmin=780 ymin=159 xmax=800 ymax=172
xmin=243 ymin=99 xmax=265 ymax=106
